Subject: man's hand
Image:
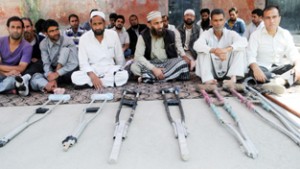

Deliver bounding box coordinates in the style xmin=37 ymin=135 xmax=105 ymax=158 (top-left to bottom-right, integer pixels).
xmin=47 ymin=72 xmax=59 ymax=81
xmin=152 ymin=67 xmax=165 ymax=80
xmin=252 ymin=66 xmax=267 ymax=83
xmin=214 ymin=48 xmax=228 ymax=61
xmin=88 ymin=72 xmax=103 ymax=90
xmin=44 ymin=80 xmax=57 ymax=93
xmin=182 ymin=55 xmax=191 ymax=65
xmin=4 ymin=70 xmax=21 ymax=76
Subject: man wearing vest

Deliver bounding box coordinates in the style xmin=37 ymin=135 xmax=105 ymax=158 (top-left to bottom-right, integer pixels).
xmin=130 ymin=11 xmax=190 ymax=83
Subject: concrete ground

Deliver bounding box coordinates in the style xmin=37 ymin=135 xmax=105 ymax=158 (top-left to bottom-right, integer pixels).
xmin=0 ymin=95 xmax=300 ymax=169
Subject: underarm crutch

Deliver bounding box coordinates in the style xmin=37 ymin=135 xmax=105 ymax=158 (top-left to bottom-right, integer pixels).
xmin=108 ymin=89 xmax=140 ymax=164
xmin=161 ymin=87 xmax=189 ymax=161
xmin=224 ymin=79 xmax=300 ymax=146
xmin=0 ymin=94 xmax=71 ymax=147
xmin=62 ymin=93 xmax=114 ymax=151
xmin=198 ymin=84 xmax=258 ymax=159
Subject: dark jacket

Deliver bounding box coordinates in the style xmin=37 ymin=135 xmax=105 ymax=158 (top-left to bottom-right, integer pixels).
xmin=127 ymin=24 xmax=147 ymax=54
xmin=141 ymin=28 xmax=178 ymax=60
xmin=32 ymin=34 xmax=45 ymax=60
xmin=177 ymin=23 xmax=200 ymax=59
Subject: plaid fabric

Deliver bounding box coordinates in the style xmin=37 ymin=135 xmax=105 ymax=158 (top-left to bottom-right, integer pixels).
xmin=140 ymin=58 xmax=190 ymax=83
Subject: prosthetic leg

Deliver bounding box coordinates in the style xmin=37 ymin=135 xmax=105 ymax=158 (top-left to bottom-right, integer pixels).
xmin=62 ymin=93 xmax=114 ymax=151
xmin=108 ymin=90 xmax=140 ymax=164
xmin=161 ymin=87 xmax=189 ymax=161
xmin=198 ymin=84 xmax=258 ymax=159
xmin=0 ymin=94 xmax=71 ymax=147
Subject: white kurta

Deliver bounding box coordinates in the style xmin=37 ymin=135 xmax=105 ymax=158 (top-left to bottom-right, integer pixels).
xmin=193 ymin=28 xmax=248 ymax=82
xmin=71 ymin=29 xmax=128 ymax=87
xmin=243 ymin=21 xmax=264 ymax=40
xmin=247 ymin=27 xmax=300 ymax=70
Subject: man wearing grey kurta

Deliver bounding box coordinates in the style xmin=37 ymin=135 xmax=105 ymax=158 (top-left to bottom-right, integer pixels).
xmin=30 ymin=19 xmax=78 ymax=93
xmin=130 ymin=11 xmax=190 ymax=83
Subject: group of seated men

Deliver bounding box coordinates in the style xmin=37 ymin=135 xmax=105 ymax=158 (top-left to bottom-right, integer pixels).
xmin=0 ymin=5 xmax=299 ymax=96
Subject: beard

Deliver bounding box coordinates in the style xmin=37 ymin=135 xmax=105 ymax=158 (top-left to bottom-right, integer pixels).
xmin=23 ymin=31 xmax=32 ymax=41
xmin=116 ymin=24 xmax=123 ymax=30
xmin=92 ymin=28 xmax=105 ymax=36
xmin=49 ymin=33 xmax=60 ymax=42
xmin=184 ymin=19 xmax=194 ymax=26
xmin=10 ymin=32 xmax=22 ymax=40
xmin=151 ymin=27 xmax=165 ymax=37
xmin=132 ymin=24 xmax=138 ymax=29
xmin=201 ymin=19 xmax=210 ymax=30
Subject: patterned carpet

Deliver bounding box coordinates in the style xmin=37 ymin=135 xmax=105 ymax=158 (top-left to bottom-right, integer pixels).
xmin=1 ymin=73 xmax=299 ymax=107
xmin=0 ymin=73 xmax=203 ymax=107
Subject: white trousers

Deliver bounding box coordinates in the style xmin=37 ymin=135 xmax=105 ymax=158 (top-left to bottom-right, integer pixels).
xmin=195 ymin=51 xmax=246 ymax=83
xmin=71 ymin=66 xmax=129 ymax=87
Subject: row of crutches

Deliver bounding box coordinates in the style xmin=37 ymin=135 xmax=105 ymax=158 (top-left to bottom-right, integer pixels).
xmin=199 ymin=77 xmax=300 ymax=160
xmin=0 ymin=82 xmax=299 ymax=162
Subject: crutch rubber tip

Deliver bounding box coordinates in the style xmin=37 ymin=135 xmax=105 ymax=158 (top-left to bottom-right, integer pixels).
xmin=181 ymin=154 xmax=189 ymax=161
xmin=108 ymin=158 xmax=117 ymax=164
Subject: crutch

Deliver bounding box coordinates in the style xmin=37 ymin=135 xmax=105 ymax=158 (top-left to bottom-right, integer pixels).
xmin=62 ymin=93 xmax=114 ymax=151
xmin=198 ymin=84 xmax=258 ymax=159
xmin=108 ymin=89 xmax=140 ymax=164
xmin=0 ymin=94 xmax=71 ymax=147
xmin=224 ymin=79 xmax=300 ymax=146
xmin=161 ymin=87 xmax=189 ymax=161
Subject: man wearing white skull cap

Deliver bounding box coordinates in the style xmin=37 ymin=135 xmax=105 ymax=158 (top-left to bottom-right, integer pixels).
xmin=177 ymin=9 xmax=200 ymax=71
xmin=71 ymin=11 xmax=129 ymax=89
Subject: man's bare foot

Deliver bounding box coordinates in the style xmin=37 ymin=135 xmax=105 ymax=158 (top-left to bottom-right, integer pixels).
xmin=223 ymin=76 xmax=236 ymax=85
xmin=204 ymin=79 xmax=217 ymax=85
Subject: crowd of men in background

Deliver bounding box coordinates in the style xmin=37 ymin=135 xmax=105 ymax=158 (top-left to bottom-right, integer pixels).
xmin=0 ymin=5 xmax=299 ymax=97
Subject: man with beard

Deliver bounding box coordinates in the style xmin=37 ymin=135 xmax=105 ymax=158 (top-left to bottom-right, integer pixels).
xmin=0 ymin=16 xmax=32 ymax=96
xmin=177 ymin=9 xmax=200 ymax=70
xmin=197 ymin=8 xmax=212 ymax=32
xmin=22 ymin=17 xmax=44 ymax=76
xmin=243 ymin=8 xmax=264 ymax=40
xmin=194 ymin=9 xmax=247 ymax=85
xmin=64 ymin=14 xmax=85 ymax=47
xmin=107 ymin=13 xmax=118 ymax=29
xmin=112 ymin=15 xmax=131 ymax=59
xmin=127 ymin=14 xmax=147 ymax=54
xmin=130 ymin=11 xmax=190 ymax=83
xmin=71 ymin=11 xmax=128 ymax=89
xmin=30 ymin=19 xmax=78 ymax=93
xmin=247 ymin=6 xmax=300 ymax=94
xmin=225 ymin=7 xmax=246 ymax=36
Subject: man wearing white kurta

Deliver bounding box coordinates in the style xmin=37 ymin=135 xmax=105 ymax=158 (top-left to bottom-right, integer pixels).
xmin=247 ymin=6 xmax=300 ymax=94
xmin=71 ymin=11 xmax=128 ymax=89
xmin=194 ymin=9 xmax=247 ymax=84
xmin=243 ymin=8 xmax=264 ymax=40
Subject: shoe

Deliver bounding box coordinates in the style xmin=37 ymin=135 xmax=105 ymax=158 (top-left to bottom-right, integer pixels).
xmin=262 ymin=81 xmax=286 ymax=94
xmin=15 ymin=74 xmax=31 ymax=96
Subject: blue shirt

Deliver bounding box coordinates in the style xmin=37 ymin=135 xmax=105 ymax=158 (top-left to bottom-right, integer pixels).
xmin=225 ymin=18 xmax=246 ymax=36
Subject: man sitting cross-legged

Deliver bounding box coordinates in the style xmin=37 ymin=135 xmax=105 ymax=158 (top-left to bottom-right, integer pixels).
xmin=71 ymin=11 xmax=128 ymax=90
xmin=30 ymin=19 xmax=78 ymax=93
xmin=0 ymin=16 xmax=33 ymax=96
xmin=130 ymin=11 xmax=190 ymax=83
xmin=194 ymin=9 xmax=247 ymax=85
